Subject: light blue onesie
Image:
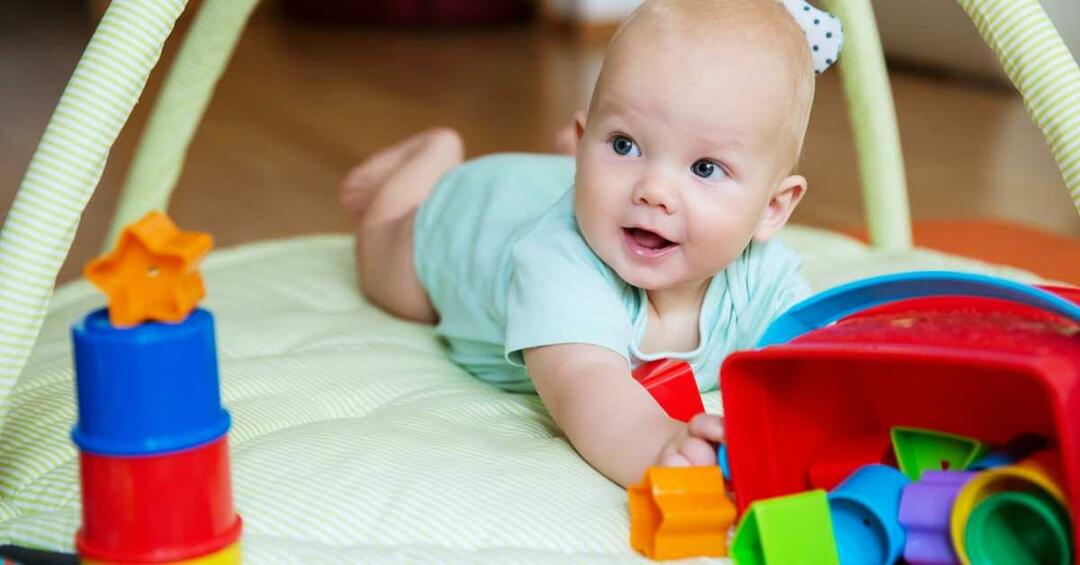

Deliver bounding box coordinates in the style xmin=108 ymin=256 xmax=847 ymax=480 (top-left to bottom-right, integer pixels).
xmin=412 ymin=153 xmax=811 ymax=393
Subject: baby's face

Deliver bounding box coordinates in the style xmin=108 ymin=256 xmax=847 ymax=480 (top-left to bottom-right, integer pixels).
xmin=575 ymin=16 xmax=805 ymax=293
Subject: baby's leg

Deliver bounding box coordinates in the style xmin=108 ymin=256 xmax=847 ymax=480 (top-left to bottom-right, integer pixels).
xmin=341 ymin=128 xmax=464 ymax=324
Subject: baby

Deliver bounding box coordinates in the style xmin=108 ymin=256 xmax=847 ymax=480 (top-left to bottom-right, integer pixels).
xmin=342 ymin=0 xmax=836 ymax=487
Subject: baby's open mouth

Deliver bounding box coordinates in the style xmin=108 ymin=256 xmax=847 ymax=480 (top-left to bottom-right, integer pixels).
xmin=623 ymin=227 xmax=677 ymax=258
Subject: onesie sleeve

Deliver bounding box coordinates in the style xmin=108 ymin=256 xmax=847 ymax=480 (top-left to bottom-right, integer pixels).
xmin=504 ymin=217 xmax=633 ymax=368
xmin=727 ymin=238 xmax=813 ymax=349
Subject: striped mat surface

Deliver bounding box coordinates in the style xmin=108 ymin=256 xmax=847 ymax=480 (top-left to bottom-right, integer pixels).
xmin=1 ymin=0 xmax=1079 ymax=446
xmin=0 ymin=0 xmax=1072 ymax=559
xmin=0 ymin=230 xmax=1042 ymax=563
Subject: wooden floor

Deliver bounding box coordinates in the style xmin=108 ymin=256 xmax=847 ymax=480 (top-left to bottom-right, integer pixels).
xmin=1 ymin=2 xmax=1077 ymax=284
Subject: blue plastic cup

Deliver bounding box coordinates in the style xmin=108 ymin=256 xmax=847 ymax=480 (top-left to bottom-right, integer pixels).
xmin=828 ymin=464 xmax=911 ymax=564
xmin=717 ymin=443 xmax=731 ymax=481
xmin=71 ymin=308 xmax=230 ymax=456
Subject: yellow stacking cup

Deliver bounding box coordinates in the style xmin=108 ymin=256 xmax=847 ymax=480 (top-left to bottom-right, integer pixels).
xmin=82 ymin=542 xmax=240 ymax=565
xmin=950 ymin=457 xmax=1068 ymax=565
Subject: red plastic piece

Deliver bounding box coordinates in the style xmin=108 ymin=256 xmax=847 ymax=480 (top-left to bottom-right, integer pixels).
xmin=720 ymin=290 xmax=1080 ymax=551
xmin=77 ymin=435 xmax=242 ymax=562
xmin=633 ymin=359 xmax=705 ymax=423
xmin=807 ymin=435 xmax=893 ymax=490
xmin=844 ymin=285 xmax=1080 ymax=327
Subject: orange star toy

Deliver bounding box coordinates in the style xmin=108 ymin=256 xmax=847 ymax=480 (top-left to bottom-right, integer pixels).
xmin=85 ymin=212 xmax=213 ymax=327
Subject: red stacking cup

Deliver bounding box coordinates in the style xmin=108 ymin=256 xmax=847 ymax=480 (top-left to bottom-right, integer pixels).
xmin=76 ymin=434 xmax=242 ymax=563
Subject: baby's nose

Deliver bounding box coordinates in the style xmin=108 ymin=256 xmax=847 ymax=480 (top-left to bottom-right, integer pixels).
xmin=631 ymin=179 xmax=677 ymax=214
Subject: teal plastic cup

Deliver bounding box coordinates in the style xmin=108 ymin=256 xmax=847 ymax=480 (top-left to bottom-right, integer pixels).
xmin=964 ymin=490 xmax=1073 ymax=565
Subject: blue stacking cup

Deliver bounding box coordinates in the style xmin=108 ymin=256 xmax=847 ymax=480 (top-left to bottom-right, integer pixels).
xmin=71 ymin=308 xmax=230 ymax=455
xmin=828 ymin=464 xmax=911 ymax=565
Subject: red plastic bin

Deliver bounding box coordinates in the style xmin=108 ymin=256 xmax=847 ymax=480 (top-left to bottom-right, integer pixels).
xmin=720 ymin=290 xmax=1080 ymax=551
xmin=77 ymin=435 xmax=242 ymax=563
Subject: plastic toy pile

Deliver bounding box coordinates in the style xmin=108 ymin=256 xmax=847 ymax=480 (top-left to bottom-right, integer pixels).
xmin=628 ymin=272 xmax=1080 ymax=564
xmin=630 ymin=421 xmax=1071 ymax=564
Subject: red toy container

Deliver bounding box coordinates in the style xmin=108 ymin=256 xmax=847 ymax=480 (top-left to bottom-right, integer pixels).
xmin=77 ymin=435 xmax=242 ymax=562
xmin=721 ymin=289 xmax=1080 ymax=551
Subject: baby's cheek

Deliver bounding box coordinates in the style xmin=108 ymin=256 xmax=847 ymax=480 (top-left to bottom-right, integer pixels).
xmin=578 ymin=184 xmax=619 ymax=232
xmin=688 ymin=222 xmax=750 ymax=271
xmin=575 ymin=193 xmax=617 ymax=263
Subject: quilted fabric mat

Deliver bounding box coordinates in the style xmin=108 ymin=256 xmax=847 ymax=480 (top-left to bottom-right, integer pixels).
xmin=0 ymin=228 xmax=1040 ymax=563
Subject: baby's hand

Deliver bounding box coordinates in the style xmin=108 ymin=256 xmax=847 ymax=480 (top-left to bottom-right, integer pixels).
xmin=658 ymin=414 xmax=726 ymax=467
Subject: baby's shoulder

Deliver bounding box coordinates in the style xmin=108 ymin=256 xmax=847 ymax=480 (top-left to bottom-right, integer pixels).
xmin=733 ymin=237 xmax=804 ymax=276
xmin=746 ymin=238 xmax=805 ymax=288
xmin=512 ymin=217 xmax=626 ymax=299
xmin=512 ymin=196 xmax=592 ymax=261
xmin=719 ymin=237 xmax=810 ymax=312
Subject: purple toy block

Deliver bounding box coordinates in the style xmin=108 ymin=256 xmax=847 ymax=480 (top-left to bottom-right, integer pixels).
xmin=898 ymin=471 xmax=977 ymax=565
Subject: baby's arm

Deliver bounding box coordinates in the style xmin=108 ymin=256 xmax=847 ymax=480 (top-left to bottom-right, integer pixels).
xmin=524 ymin=344 xmax=725 ymax=487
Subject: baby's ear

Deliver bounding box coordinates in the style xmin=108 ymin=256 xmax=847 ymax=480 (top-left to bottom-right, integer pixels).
xmin=574 ymin=110 xmax=588 ymax=141
xmin=753 ymin=175 xmax=807 ymax=242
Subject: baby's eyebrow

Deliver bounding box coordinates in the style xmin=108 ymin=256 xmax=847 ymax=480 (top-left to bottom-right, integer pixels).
xmin=592 ymin=96 xmax=643 ymax=122
xmin=697 ymin=126 xmax=743 ymax=146
xmin=697 ymin=134 xmax=746 ymax=158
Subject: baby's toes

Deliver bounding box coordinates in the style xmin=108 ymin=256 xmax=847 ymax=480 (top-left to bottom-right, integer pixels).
xmin=339 ymin=165 xmax=377 ymax=211
xmin=341 ymin=162 xmax=373 ymax=188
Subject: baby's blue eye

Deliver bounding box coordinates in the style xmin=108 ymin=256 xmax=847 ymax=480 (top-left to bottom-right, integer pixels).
xmin=611 ymin=135 xmax=641 ymax=157
xmin=691 ymin=159 xmax=726 ymax=180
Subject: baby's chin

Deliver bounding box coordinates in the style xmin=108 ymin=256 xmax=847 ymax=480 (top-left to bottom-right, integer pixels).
xmin=611 ymin=263 xmax=692 ymax=293
xmin=610 ymin=249 xmax=732 ymax=294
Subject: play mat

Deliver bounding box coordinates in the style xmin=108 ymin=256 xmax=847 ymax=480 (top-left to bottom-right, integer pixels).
xmin=0 ymin=0 xmax=1077 ymax=562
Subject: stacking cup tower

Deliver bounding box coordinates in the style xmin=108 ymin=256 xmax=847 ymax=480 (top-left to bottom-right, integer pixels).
xmin=72 ymin=212 xmax=241 ymax=564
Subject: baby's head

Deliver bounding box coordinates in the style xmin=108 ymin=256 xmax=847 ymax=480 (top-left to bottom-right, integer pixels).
xmin=574 ymin=0 xmax=816 ymax=292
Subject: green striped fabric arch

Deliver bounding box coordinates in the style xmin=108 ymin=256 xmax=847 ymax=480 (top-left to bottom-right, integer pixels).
xmin=104 ymin=0 xmax=262 ymax=249
xmin=821 ymin=0 xmax=913 ymax=251
xmin=0 ymin=0 xmax=187 ymax=434
xmin=956 ymin=0 xmax=1080 ymax=213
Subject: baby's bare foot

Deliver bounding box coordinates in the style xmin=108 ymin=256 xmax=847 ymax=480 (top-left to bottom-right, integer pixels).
xmin=340 ymin=128 xmax=463 ymax=218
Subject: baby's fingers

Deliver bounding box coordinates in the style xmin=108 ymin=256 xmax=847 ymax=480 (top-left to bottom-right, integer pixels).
xmin=658 ymin=445 xmax=693 ymax=468
xmin=687 ymin=414 xmax=726 ymax=443
xmin=677 ymin=436 xmax=718 ymax=467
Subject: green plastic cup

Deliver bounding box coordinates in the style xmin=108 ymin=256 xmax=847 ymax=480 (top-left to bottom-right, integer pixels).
xmin=964 ymin=491 xmax=1073 ymax=565
xmin=891 ymin=427 xmax=989 ymax=481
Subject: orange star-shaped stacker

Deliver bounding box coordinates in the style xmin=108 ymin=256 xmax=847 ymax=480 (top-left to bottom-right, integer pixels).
xmin=85 ymin=211 xmax=213 ymax=327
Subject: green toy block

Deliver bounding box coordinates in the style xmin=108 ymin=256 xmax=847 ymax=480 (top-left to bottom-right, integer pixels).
xmin=891 ymin=426 xmax=990 ymax=481
xmin=730 ymin=490 xmax=839 ymax=565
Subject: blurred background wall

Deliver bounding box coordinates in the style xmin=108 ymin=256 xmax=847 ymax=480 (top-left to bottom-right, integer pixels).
xmin=541 ymin=0 xmax=1080 ymax=85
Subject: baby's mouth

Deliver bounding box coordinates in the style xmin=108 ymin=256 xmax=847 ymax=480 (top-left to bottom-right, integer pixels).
xmin=623 ymin=227 xmax=677 ymax=258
